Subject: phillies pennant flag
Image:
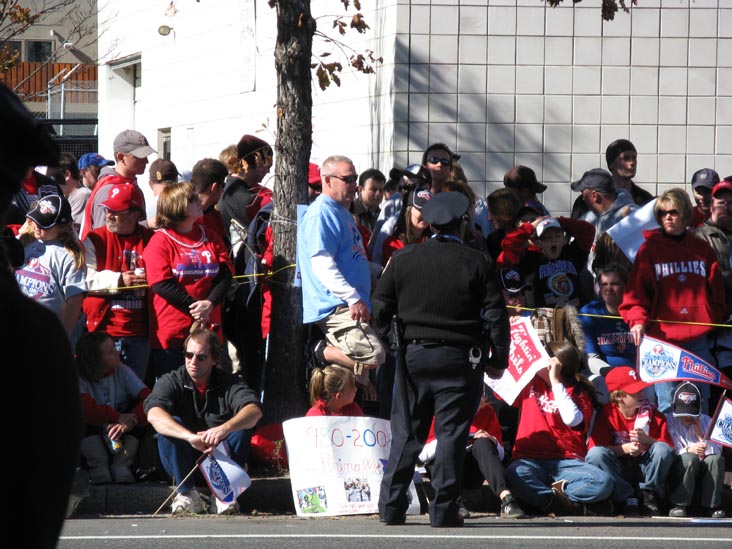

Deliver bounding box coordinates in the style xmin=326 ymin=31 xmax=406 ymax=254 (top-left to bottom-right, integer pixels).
xmin=637 ymin=335 xmax=732 ymax=390
xmin=199 ymin=442 xmax=251 ymax=504
xmin=707 ymin=397 xmax=732 ymax=449
xmin=485 ymin=316 xmax=551 ymax=405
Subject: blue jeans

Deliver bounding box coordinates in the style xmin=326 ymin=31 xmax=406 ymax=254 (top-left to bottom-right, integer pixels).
xmin=157 ymin=416 xmax=253 ymax=494
xmin=114 ymin=336 xmax=150 ymax=383
xmin=585 ymin=442 xmax=675 ymax=502
xmin=653 ymin=336 xmax=711 ymax=414
xmin=506 ymin=457 xmax=614 ymax=511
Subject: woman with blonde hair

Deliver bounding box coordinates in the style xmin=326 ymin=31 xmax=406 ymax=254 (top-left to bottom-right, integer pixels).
xmin=619 ymin=188 xmax=725 ymax=414
xmin=15 ymin=194 xmax=87 ymax=345
xmin=143 ymin=182 xmax=233 ymax=379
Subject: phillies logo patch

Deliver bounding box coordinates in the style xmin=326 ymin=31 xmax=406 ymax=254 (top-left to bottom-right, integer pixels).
xmin=676 ymin=391 xmax=697 ymax=404
xmin=640 ymin=343 xmax=675 ymax=379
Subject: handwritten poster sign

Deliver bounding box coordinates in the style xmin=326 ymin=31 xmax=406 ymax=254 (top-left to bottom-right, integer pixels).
xmin=283 ymin=416 xmax=420 ymax=517
xmin=485 ymin=316 xmax=550 ymax=405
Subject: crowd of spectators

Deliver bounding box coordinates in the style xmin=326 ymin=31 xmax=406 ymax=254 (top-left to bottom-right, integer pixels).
xmin=5 ymin=123 xmax=731 ymax=520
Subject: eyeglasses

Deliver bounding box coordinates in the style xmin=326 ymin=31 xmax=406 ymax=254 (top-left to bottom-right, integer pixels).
xmin=184 ymin=351 xmax=209 ymax=361
xmin=427 ymin=156 xmax=450 ymax=167
xmin=324 ymin=174 xmax=358 ymax=185
xmin=658 ymin=209 xmax=680 ymax=217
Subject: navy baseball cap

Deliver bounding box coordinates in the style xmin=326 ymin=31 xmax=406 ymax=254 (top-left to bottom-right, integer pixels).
xmin=690 ymin=168 xmax=720 ymax=190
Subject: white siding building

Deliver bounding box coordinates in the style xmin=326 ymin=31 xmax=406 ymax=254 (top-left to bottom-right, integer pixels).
xmin=98 ymin=0 xmax=731 ymax=215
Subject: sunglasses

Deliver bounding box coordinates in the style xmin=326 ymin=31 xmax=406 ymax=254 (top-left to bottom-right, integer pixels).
xmin=184 ymin=351 xmax=209 ymax=361
xmin=325 ymin=174 xmax=359 ymax=185
xmin=427 ymin=156 xmax=450 ymax=167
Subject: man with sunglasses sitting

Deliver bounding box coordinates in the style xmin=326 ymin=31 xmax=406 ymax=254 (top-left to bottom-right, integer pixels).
xmin=298 ymin=155 xmax=386 ymax=407
xmin=145 ymin=325 xmax=262 ymax=515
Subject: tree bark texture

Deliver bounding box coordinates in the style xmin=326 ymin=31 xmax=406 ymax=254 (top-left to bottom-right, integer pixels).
xmin=263 ymin=1 xmax=315 ymax=424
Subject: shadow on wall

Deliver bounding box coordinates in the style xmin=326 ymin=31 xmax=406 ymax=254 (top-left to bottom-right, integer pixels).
xmin=388 ymin=33 xmax=572 ymax=212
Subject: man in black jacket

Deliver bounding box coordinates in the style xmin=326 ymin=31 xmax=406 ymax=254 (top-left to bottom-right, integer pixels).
xmin=372 ymin=191 xmax=509 ymax=528
xmin=145 ymin=326 xmax=262 ymax=515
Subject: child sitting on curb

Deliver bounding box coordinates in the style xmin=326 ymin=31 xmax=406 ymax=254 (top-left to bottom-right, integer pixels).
xmin=586 ymin=366 xmax=675 ymax=516
xmin=76 ymin=332 xmax=151 ymax=484
xmin=666 ymin=382 xmax=726 ymax=518
xmin=306 ymin=365 xmax=363 ymax=417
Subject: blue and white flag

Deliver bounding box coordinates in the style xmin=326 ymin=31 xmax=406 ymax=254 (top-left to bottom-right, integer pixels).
xmin=637 ymin=335 xmax=732 ymax=390
xmin=708 ymin=397 xmax=732 ymax=449
xmin=199 ymin=442 xmax=251 ymax=504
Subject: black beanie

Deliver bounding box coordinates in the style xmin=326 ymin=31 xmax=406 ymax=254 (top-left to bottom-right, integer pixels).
xmin=605 ymin=139 xmax=636 ymax=169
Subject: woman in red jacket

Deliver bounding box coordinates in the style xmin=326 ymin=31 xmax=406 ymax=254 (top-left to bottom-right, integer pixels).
xmin=619 ymin=188 xmax=725 ymax=415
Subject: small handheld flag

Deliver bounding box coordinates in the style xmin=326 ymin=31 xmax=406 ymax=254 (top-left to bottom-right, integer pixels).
xmin=637 ymin=335 xmax=732 ymax=390
xmin=707 ymin=396 xmax=732 ymax=449
xmin=199 ymin=442 xmax=251 ymax=504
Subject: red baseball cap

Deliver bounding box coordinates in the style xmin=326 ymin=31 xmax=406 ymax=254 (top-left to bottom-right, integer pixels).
xmin=308 ymin=163 xmax=322 ymax=186
xmin=711 ymin=179 xmax=732 ymax=198
xmin=605 ymin=366 xmax=650 ymax=395
xmin=101 ymin=183 xmax=144 ymax=211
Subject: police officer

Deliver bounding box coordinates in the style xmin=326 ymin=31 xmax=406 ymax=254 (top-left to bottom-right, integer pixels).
xmin=372 ymin=191 xmax=510 ymax=527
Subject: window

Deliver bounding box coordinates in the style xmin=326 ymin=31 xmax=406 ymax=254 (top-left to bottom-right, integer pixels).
xmin=159 ymin=128 xmax=172 ymax=160
xmin=27 ymin=40 xmax=52 ymax=62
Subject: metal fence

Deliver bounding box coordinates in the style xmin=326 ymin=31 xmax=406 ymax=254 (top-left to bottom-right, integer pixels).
xmin=43 ymin=78 xmax=99 ymax=157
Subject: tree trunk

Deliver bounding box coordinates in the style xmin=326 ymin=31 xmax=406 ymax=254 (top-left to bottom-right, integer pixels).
xmin=263 ymin=2 xmax=315 ymax=424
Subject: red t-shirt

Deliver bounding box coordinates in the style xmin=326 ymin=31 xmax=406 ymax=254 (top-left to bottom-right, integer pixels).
xmin=510 ymin=376 xmax=594 ymax=462
xmin=588 ymin=401 xmax=673 ymax=450
xmin=143 ymin=224 xmax=231 ymax=349
xmin=306 ymin=400 xmax=364 ymax=417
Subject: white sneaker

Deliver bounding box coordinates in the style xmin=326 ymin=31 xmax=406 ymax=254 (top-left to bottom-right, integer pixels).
xmin=171 ymin=489 xmax=206 ymax=514
xmin=214 ymin=497 xmax=239 ymax=515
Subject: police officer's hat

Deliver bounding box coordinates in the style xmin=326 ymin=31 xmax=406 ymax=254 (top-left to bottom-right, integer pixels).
xmin=421 ymin=191 xmax=470 ymax=230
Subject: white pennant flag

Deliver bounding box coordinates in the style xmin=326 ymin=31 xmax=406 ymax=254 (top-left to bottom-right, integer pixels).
xmin=708 ymin=397 xmax=732 ymax=449
xmin=199 ymin=442 xmax=251 ymax=504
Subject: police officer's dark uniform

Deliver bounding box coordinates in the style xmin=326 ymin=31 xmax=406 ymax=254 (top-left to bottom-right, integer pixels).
xmin=372 ymin=191 xmax=510 ymax=527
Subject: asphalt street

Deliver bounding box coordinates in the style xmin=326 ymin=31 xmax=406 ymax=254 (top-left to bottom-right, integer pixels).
xmin=59 ymin=513 xmax=732 ymax=549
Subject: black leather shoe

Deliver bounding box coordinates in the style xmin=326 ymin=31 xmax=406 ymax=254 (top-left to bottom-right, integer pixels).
xmin=430 ymin=516 xmax=464 ymax=528
xmin=380 ymin=515 xmax=406 ymax=525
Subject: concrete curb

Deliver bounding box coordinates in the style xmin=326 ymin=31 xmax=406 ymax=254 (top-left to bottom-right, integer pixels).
xmin=72 ymin=475 xmax=295 ymax=516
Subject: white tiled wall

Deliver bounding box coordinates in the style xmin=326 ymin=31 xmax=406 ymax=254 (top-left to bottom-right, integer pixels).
xmin=97 ymin=1 xmax=732 ymax=217
xmin=392 ymin=1 xmax=732 ymax=215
